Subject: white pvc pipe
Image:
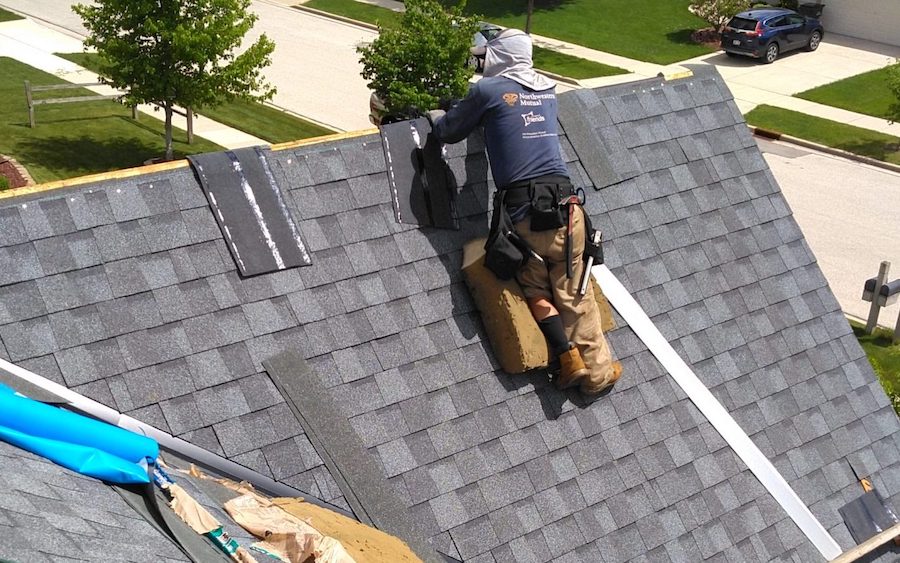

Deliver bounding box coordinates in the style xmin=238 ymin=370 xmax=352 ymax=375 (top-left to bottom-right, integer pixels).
xmin=592 ymin=264 xmax=842 ymax=561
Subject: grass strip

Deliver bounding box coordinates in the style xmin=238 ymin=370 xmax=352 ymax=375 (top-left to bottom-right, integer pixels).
xmin=745 ymin=104 xmax=900 ymax=166
xmin=852 ymin=320 xmax=900 ymax=414
xmin=533 ymin=46 xmax=626 ymax=79
xmin=0 ymin=57 xmax=222 ymax=184
xmin=0 ymin=8 xmax=22 ymax=22
xmin=306 ymin=0 xmax=401 ymax=27
xmin=446 ymin=0 xmax=713 ymax=64
xmin=58 ymin=52 xmax=334 ymax=144
xmin=304 ymin=0 xmax=627 ymax=78
xmin=796 ymin=66 xmax=898 ymax=121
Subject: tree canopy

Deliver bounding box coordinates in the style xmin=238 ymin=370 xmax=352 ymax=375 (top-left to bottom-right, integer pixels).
xmin=358 ymin=0 xmax=478 ymax=116
xmin=74 ymin=0 xmax=276 ymax=160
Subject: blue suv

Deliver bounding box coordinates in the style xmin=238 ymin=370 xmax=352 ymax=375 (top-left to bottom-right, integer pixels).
xmin=721 ymin=8 xmax=824 ymax=64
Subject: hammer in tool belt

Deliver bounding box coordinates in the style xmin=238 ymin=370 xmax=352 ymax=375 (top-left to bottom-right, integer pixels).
xmin=562 ymin=194 xmax=580 ymax=279
xmin=579 ymin=229 xmax=602 ymax=295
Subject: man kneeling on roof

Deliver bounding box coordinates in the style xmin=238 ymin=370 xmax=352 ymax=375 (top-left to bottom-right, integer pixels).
xmin=427 ymin=29 xmax=621 ymax=398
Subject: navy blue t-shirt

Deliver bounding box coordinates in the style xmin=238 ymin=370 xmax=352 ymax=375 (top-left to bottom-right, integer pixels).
xmin=433 ymin=76 xmax=569 ymax=188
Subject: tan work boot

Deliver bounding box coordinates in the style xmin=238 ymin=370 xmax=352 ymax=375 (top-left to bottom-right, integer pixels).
xmin=555 ymin=344 xmax=590 ymax=390
xmin=581 ymin=361 xmax=622 ymax=396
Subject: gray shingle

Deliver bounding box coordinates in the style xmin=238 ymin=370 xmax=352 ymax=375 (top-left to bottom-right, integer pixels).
xmin=138 ymin=211 xmax=190 ymax=253
xmin=0 ymin=242 xmax=44 ymax=286
xmin=159 ymin=393 xmax=204 ymax=435
xmin=54 ymin=339 xmax=126 ymax=386
xmin=117 ymin=323 xmax=190 ymax=370
xmin=401 ymin=389 xmax=458 ymax=433
xmin=48 ymin=305 xmax=108 ymax=349
xmin=0 ymin=316 xmax=57 ymax=361
xmin=97 ymin=291 xmax=162 ymax=335
xmin=182 ymin=307 xmax=253 ymax=353
xmin=479 ymin=464 xmax=535 ymax=511
xmin=0 ymin=280 xmax=47 ymax=324
xmin=241 ymin=296 xmax=297 ymax=336
xmin=123 ymin=358 xmax=194 ymax=409
xmin=0 ymin=206 xmax=29 ymax=246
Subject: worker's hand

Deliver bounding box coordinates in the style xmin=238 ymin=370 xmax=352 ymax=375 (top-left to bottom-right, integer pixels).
xmin=425 ymin=109 xmax=446 ymax=126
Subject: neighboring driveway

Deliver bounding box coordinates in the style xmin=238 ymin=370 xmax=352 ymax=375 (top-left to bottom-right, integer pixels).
xmin=683 ymin=33 xmax=900 ymax=136
xmin=759 ymin=136 xmax=900 ymax=327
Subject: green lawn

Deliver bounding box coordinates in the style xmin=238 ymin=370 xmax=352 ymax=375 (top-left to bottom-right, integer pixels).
xmin=58 ymin=52 xmax=335 ymax=144
xmin=306 ymin=0 xmax=401 ymax=27
xmin=305 ymin=0 xmax=628 ymax=78
xmin=745 ymin=104 xmax=900 ymax=166
xmin=0 ymin=7 xmax=22 ymax=22
xmin=533 ymin=46 xmax=626 ymax=79
xmin=449 ymin=0 xmax=714 ymax=64
xmin=0 ymin=57 xmax=222 ymax=184
xmin=796 ymin=66 xmax=899 ymax=121
xmin=852 ymin=320 xmax=900 ymax=414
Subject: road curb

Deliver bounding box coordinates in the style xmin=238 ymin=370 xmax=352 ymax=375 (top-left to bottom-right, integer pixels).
xmin=291 ymin=4 xmax=582 ymax=86
xmin=749 ymin=125 xmax=900 ymax=175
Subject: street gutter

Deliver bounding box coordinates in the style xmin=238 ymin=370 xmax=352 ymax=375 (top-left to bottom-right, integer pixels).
xmin=749 ymin=125 xmax=900 ymax=175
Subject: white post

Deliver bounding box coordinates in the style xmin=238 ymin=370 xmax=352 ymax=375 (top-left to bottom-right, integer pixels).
xmin=866 ymin=261 xmax=890 ymax=334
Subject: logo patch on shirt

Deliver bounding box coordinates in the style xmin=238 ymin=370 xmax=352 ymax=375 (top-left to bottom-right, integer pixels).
xmin=502 ymin=93 xmax=518 ymax=106
xmin=521 ymin=111 xmax=546 ymax=127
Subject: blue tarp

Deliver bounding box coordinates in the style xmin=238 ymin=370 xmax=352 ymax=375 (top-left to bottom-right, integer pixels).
xmin=0 ymin=384 xmax=158 ymax=484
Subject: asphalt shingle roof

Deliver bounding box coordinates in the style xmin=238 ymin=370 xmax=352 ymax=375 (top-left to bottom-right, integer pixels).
xmin=1 ymin=65 xmax=898 ymax=562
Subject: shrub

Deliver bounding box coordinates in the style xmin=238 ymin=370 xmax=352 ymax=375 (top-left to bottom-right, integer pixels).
xmin=0 ymin=176 xmax=8 ymax=190
xmin=888 ymin=59 xmax=900 ymax=124
xmin=689 ymin=0 xmax=750 ymax=33
xmin=358 ymin=0 xmax=478 ymax=116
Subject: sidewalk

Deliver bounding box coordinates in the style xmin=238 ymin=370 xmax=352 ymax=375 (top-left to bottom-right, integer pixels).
xmin=342 ymin=0 xmax=900 ymax=139
xmin=0 ymin=18 xmax=267 ymax=149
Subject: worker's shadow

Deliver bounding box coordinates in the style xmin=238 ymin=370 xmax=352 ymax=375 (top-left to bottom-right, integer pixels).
xmin=417 ymin=131 xmax=491 ymax=346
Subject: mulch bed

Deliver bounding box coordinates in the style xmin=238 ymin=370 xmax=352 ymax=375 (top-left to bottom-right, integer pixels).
xmin=692 ymin=28 xmax=722 ymax=49
xmin=0 ymin=156 xmax=29 ymax=189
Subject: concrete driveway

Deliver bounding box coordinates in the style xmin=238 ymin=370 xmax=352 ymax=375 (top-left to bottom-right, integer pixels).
xmin=683 ymin=33 xmax=900 ymax=135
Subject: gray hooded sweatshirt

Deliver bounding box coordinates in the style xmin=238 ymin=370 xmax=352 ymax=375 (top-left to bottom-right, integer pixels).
xmin=432 ymin=30 xmax=568 ymax=188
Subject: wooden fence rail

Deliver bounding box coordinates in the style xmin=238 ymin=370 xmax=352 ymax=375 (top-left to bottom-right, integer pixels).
xmin=24 ymin=80 xmax=193 ymax=143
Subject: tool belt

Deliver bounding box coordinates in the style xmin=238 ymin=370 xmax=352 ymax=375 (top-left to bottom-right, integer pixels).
xmin=483 ymin=175 xmax=580 ymax=280
xmin=500 ymin=175 xmax=575 ymax=231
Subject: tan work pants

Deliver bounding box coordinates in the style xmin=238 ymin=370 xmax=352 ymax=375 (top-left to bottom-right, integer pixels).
xmin=514 ymin=205 xmax=616 ymax=390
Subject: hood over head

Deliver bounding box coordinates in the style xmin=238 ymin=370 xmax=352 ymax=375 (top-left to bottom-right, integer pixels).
xmin=474 ymin=29 xmax=555 ymax=91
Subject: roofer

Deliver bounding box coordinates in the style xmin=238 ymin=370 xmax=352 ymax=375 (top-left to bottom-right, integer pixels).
xmin=427 ymin=29 xmax=621 ymax=398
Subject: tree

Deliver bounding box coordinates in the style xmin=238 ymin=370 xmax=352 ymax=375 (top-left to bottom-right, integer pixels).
xmin=888 ymin=60 xmax=900 ymax=124
xmin=525 ymin=0 xmax=534 ymax=34
xmin=689 ymin=0 xmax=750 ymax=33
xmin=358 ymin=0 xmax=478 ymax=117
xmin=74 ymin=0 xmax=276 ymax=161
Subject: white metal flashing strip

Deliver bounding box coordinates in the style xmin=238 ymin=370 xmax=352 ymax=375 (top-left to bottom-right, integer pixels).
xmin=592 ymin=264 xmax=842 ymax=561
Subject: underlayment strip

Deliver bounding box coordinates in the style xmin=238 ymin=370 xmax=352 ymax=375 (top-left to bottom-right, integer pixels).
xmin=188 ymin=147 xmax=311 ymax=277
xmin=263 ymin=350 xmax=446 ymax=563
xmin=592 ymin=264 xmax=843 ymax=561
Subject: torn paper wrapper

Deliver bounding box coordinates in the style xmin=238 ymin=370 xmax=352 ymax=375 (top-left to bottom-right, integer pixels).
xmin=224 ymin=494 xmax=356 ymax=563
